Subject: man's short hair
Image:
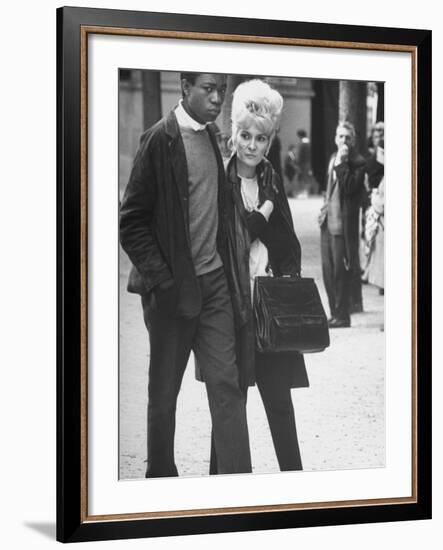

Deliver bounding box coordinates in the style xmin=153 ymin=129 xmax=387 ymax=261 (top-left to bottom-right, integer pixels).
xmin=336 ymin=120 xmax=356 ymax=140
xmin=297 ymin=129 xmax=307 ymax=138
xmin=180 ymin=72 xmax=201 ymax=98
xmin=180 ymin=72 xmax=199 ymax=86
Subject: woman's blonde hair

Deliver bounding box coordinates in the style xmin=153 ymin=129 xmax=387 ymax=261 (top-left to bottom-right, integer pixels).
xmin=231 ymin=79 xmax=283 ymax=143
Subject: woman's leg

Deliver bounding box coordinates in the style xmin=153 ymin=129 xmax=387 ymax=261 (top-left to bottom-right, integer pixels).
xmin=256 ymin=358 xmax=303 ymax=471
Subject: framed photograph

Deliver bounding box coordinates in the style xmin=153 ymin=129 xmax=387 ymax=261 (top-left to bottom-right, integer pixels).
xmin=57 ymin=6 xmax=431 ymax=543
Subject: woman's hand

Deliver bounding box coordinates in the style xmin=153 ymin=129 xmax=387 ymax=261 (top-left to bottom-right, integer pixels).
xmin=259 ymin=163 xmax=279 ymax=205
xmin=260 ymin=179 xmax=276 ymax=204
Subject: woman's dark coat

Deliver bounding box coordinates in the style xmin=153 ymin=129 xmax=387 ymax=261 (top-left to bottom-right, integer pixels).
xmin=198 ymin=154 xmax=309 ymax=390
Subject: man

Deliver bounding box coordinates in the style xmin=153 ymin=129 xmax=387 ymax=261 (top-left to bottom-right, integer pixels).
xmin=283 ymin=144 xmax=298 ymax=197
xmin=319 ymin=121 xmax=366 ymax=328
xmin=120 ymin=73 xmax=252 ymax=477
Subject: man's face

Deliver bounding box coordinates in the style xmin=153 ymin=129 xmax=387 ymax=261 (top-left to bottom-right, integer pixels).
xmin=182 ymin=74 xmax=227 ymax=123
xmin=335 ymin=127 xmax=354 ymax=150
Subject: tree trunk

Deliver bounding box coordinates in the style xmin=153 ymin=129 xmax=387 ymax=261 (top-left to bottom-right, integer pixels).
xmin=339 ymin=80 xmax=368 ymax=156
xmin=339 ymin=80 xmax=367 ymax=312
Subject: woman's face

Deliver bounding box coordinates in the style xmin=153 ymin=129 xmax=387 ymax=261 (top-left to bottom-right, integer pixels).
xmin=234 ymin=121 xmax=271 ymax=172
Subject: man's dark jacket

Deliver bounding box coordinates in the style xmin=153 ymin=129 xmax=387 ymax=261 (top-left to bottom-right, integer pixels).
xmin=319 ymin=151 xmax=366 ymax=269
xmin=119 ymin=110 xmax=227 ymax=318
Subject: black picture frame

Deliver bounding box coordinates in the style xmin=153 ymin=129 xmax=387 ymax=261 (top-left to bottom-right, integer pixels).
xmin=57 ymin=6 xmax=432 ymax=543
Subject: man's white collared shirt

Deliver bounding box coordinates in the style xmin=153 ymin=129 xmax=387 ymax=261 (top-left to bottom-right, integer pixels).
xmin=174 ymin=100 xmax=208 ymax=131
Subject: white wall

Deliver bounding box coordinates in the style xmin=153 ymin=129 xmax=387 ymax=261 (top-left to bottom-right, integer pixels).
xmin=0 ymin=1 xmax=439 ymax=549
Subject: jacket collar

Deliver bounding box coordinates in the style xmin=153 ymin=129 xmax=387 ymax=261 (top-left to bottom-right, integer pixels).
xmin=165 ymin=107 xmax=213 ymax=139
xmin=350 ymin=152 xmax=366 ymax=168
xmin=174 ymin=100 xmax=209 ymax=131
xmin=164 ymin=109 xmax=181 ymax=140
xmin=226 ymin=153 xmax=269 ymax=185
xmin=164 ymin=108 xmax=220 ymax=157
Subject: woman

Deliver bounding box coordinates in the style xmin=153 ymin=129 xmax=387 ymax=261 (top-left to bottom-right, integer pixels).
xmin=365 ymin=176 xmax=384 ymax=296
xmin=208 ymin=79 xmax=309 ymax=473
xmin=362 ymin=141 xmax=385 ymax=296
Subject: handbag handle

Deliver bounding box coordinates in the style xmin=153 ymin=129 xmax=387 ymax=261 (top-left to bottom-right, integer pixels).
xmin=281 ymin=272 xmax=301 ymax=279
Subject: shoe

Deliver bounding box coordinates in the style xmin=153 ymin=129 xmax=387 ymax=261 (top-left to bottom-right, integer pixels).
xmin=328 ymin=318 xmax=350 ymax=328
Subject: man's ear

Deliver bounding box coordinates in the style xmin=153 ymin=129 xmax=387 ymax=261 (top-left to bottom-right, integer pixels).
xmin=181 ymin=79 xmax=190 ymax=97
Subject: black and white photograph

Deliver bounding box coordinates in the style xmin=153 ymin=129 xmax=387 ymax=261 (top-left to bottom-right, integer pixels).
xmin=1 ymin=0 xmax=437 ymax=547
xmin=53 ymin=5 xmax=431 ymax=543
xmin=118 ymin=70 xmax=386 ymax=480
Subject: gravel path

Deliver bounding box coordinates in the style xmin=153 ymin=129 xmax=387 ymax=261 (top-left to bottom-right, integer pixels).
xmin=119 ymin=197 xmax=385 ymax=479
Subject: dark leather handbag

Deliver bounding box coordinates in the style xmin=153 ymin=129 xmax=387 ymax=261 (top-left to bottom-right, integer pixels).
xmin=253 ymin=276 xmax=330 ymax=354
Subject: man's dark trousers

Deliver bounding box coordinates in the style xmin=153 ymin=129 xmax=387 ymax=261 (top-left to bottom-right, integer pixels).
xmin=321 ymin=225 xmax=351 ymax=322
xmin=141 ymin=266 xmax=252 ymax=477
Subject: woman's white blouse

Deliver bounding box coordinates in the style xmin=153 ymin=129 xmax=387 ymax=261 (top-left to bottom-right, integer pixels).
xmin=240 ymin=175 xmax=271 ymax=299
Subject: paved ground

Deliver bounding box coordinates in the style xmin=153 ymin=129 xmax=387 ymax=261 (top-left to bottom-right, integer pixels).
xmin=119 ymin=197 xmax=385 ymax=479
